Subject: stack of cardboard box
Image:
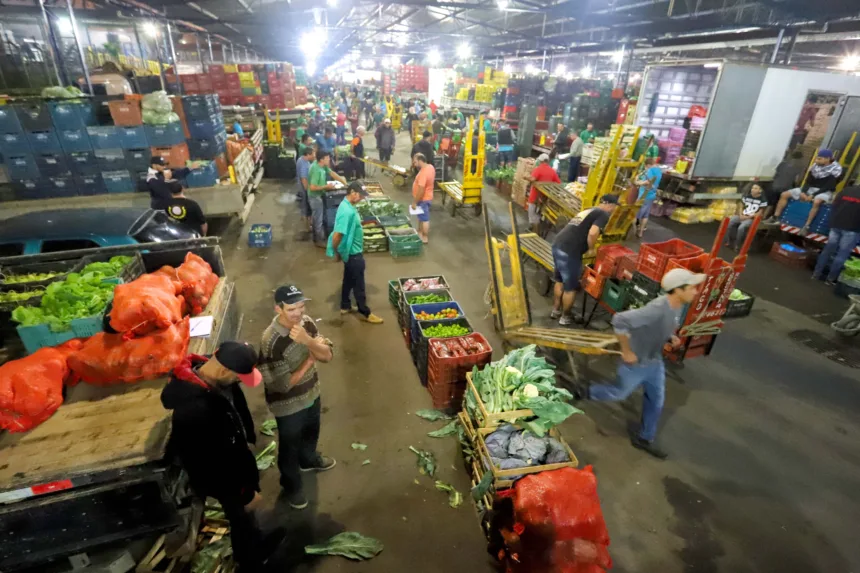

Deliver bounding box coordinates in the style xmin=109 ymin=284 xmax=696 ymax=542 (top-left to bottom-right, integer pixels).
xmin=511 ymin=157 xmax=535 ymax=208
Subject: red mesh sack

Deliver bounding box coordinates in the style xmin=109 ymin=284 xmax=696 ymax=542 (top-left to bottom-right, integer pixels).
xmin=151 ymin=265 xmax=184 ymax=293
xmin=109 ymin=273 xmax=184 ymax=334
xmin=68 ymin=318 xmax=190 ymax=385
xmin=510 ymin=467 xmax=612 ymax=572
xmin=0 ymin=340 xmax=82 ymax=432
xmin=176 ymin=253 xmax=219 ymax=315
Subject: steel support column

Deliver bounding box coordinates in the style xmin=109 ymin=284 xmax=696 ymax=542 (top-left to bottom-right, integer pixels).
xmin=65 ymin=0 xmax=93 ymax=94
xmin=195 ymin=33 xmax=205 ymax=69
xmin=166 ymin=20 xmax=181 ymax=94
xmin=38 ymin=0 xmax=64 ymax=86
xmin=770 ymin=27 xmax=785 ymax=64
xmin=207 ymin=33 xmax=214 ymax=62
xmin=783 ymin=29 xmax=798 ymax=64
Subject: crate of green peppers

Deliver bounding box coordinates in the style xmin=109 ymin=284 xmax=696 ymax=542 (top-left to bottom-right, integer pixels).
xmin=398 ymin=290 xmax=452 ymax=331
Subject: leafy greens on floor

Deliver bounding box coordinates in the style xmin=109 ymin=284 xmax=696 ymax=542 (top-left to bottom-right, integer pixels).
xmin=305 ymin=532 xmax=384 ymax=560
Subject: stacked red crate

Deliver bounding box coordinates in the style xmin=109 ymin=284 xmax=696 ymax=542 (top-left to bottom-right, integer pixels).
xmin=426 ymin=334 xmax=492 ymax=410
xmin=238 ymin=64 xmax=253 ymax=72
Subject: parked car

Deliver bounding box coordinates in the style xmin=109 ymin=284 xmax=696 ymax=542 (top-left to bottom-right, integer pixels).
xmin=0 ymin=208 xmax=200 ymax=256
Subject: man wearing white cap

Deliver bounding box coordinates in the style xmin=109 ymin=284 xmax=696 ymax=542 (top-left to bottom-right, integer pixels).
xmin=584 ymin=268 xmax=705 ymax=459
xmin=375 ymin=117 xmax=396 ymax=163
xmin=525 ymin=153 xmax=560 ymax=233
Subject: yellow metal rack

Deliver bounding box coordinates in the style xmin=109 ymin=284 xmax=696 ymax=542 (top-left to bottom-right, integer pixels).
xmin=440 ymin=114 xmax=486 ymax=216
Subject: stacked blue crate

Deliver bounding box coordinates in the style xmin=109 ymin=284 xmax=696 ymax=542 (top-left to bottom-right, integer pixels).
xmin=118 ymin=126 xmax=148 ymax=149
xmin=780 ymin=201 xmax=831 ymax=235
xmin=145 ymin=123 xmax=185 ymax=147
xmin=87 ymin=126 xmax=122 ymax=149
xmin=184 ymin=161 xmax=218 ymax=187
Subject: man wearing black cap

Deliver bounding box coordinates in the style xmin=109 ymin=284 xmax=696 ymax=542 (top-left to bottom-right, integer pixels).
xmin=259 ymin=285 xmax=335 ymax=509
xmin=146 ymin=156 xmax=191 ymax=210
xmin=327 ymin=182 xmax=384 ymax=324
xmin=550 ymin=194 xmax=618 ymax=326
xmin=161 ymin=341 xmax=265 ymax=571
xmin=411 ymin=130 xmax=435 ymax=166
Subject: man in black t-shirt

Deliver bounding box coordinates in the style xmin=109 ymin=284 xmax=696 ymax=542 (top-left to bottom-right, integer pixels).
xmin=550 ymin=195 xmax=618 ymax=325
xmin=813 ymin=185 xmax=860 ymax=284
xmin=164 ymin=181 xmax=207 ymax=236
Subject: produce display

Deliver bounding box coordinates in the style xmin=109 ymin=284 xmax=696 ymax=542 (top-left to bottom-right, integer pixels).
xmin=407 ymin=293 xmax=451 ymax=304
xmin=0 ymin=289 xmax=45 ymax=303
xmin=373 ymin=202 xmax=405 ymax=217
xmin=842 ymin=258 xmax=860 ymax=281
xmin=402 ymin=277 xmax=446 ymax=291
xmin=467 ymin=345 xmax=580 ymax=436
xmin=483 ymin=424 xmax=570 ymax=470
xmin=430 ymin=335 xmax=488 ymax=358
xmin=422 ymin=323 xmax=470 ymax=338
xmin=416 ymin=308 xmax=460 ymax=320
xmin=728 ymin=289 xmax=750 ymax=301
xmin=364 ymin=225 xmax=385 ymax=240
xmin=357 ymin=202 xmax=376 ymax=218
xmin=79 ymin=256 xmax=133 ymax=278
xmin=11 ymin=272 xmax=118 ymax=331
xmin=1 ymin=272 xmax=62 ymax=285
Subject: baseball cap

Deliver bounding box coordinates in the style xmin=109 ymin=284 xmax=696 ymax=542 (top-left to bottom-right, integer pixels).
xmin=537 ymin=153 xmax=550 ymax=163
xmin=383 ymin=117 xmax=391 ymax=123
xmin=599 ymin=194 xmax=619 ymax=205
xmin=275 ymin=284 xmax=310 ymax=306
xmin=817 ymin=149 xmax=834 ymax=159
xmin=151 ymin=156 xmax=167 ymax=166
xmin=214 ymin=341 xmax=262 ymax=387
xmin=347 ymin=181 xmax=369 ymax=196
xmin=661 ymin=268 xmax=706 ymax=292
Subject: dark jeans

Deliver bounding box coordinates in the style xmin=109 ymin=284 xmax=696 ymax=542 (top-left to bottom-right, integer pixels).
xmin=342 ymin=254 xmax=371 ymax=316
xmin=568 ymin=155 xmax=581 ymax=182
xmin=379 ymin=147 xmax=392 ymax=162
xmin=276 ymin=398 xmax=321 ymax=495
xmin=216 ymin=494 xmax=264 ymax=570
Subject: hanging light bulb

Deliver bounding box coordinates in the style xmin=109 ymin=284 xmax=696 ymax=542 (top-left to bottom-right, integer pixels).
xmin=428 ymin=48 xmax=441 ymax=66
xmin=457 ymin=43 xmax=471 ymax=59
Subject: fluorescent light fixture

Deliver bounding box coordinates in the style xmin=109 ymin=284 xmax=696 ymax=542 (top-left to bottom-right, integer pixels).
xmin=457 ymin=43 xmax=471 ymax=59
xmin=397 ymin=34 xmax=408 ymax=47
xmin=56 ymin=18 xmax=73 ymax=34
xmin=580 ymin=65 xmax=592 ymax=78
xmin=611 ymin=50 xmax=624 ymax=63
xmin=564 ymin=72 xmax=573 ymax=81
xmin=382 ymin=56 xmax=392 ymax=67
xmin=525 ymin=64 xmax=537 ymax=75
xmin=327 ymin=0 xmax=337 ymax=5
xmin=143 ymin=22 xmax=159 ymax=37
xmin=703 ymin=62 xmax=721 ymax=68
xmin=840 ymin=54 xmax=860 ymax=71
xmin=497 ymin=0 xmax=509 ymax=8
xmin=503 ymin=64 xmax=512 ymax=73
xmin=306 ymin=61 xmax=316 ymax=76
xmin=428 ymin=49 xmax=441 ymax=66
xmin=555 ymin=64 xmax=566 ymax=76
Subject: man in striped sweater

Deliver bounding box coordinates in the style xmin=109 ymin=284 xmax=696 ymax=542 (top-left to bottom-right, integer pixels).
xmin=259 ymin=285 xmax=335 ymax=509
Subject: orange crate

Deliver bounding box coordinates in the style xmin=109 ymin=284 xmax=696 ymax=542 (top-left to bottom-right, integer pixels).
xmin=150 ymin=143 xmax=189 ymax=168
xmin=637 ymin=238 xmax=703 ymax=282
xmin=594 ymin=245 xmax=635 ymax=277
xmin=581 ymin=265 xmax=606 ymax=299
xmin=665 ymin=253 xmax=710 ymax=273
xmin=108 ymin=100 xmax=142 ymax=126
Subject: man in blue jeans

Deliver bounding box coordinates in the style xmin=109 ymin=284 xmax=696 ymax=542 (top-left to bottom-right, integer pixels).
xmin=813 ymin=185 xmax=860 ymax=285
xmin=585 ymin=268 xmax=704 ymax=459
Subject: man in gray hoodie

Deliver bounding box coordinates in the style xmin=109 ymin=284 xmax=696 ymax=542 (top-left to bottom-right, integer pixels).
xmin=375 ymin=117 xmax=396 ymax=162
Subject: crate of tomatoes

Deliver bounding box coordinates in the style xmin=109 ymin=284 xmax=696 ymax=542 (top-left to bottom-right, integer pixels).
xmin=427 ymin=333 xmax=492 ymax=410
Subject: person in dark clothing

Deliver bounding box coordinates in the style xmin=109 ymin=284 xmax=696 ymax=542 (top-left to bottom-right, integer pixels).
xmin=165 ymin=181 xmax=207 ymax=235
xmin=345 ymin=126 xmax=366 ymax=180
xmin=497 ymin=122 xmax=515 ymax=167
xmin=411 ymin=130 xmax=435 ymax=166
xmin=146 ymin=156 xmax=190 ymax=210
xmin=553 ymin=122 xmax=570 ymax=155
xmin=551 ymin=195 xmax=619 ymax=325
xmin=763 ymin=150 xmax=805 ymax=219
xmin=161 ymin=342 xmax=266 ymax=572
xmin=767 ymin=149 xmax=843 ymax=234
xmin=813 ymin=185 xmax=860 ymax=284
xmin=375 ymin=118 xmax=395 ymax=162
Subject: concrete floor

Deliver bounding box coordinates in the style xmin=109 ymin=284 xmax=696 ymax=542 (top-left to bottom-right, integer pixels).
xmin=218 ymin=130 xmax=860 ymax=573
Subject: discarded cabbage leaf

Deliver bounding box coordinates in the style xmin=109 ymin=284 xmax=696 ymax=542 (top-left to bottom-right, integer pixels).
xmin=351 ymin=442 xmax=368 ymax=451
xmin=409 ymin=446 xmax=437 ymax=477
xmin=435 ymin=481 xmax=463 ymax=508
xmin=428 ymin=420 xmax=459 ymax=438
xmin=362 ymin=459 xmax=371 ymax=465
xmin=471 ymin=469 xmax=493 ymax=501
xmin=305 ymin=532 xmax=384 ymax=561
xmin=255 ymin=441 xmax=276 ymax=470
xmin=415 ymin=409 xmax=453 ymax=422
xmin=260 ymin=419 xmax=277 ymax=436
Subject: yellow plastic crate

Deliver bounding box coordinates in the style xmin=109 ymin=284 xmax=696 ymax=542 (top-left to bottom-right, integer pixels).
xmin=223 ymin=64 xmax=238 ymax=73
xmin=238 ymin=72 xmax=255 ymax=82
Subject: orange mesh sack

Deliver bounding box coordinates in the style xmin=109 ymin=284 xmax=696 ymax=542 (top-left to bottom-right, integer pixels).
xmin=176 ymin=253 xmax=219 ymax=315
xmin=109 ymin=273 xmax=184 ymax=334
xmin=0 ymin=340 xmax=83 ymax=433
xmin=151 ymin=265 xmax=184 ymax=293
xmin=69 ymin=318 xmax=190 ymax=385
xmin=511 ymin=467 xmax=612 ymax=572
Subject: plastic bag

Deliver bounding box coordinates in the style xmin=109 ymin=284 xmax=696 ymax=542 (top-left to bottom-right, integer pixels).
xmin=141 ymin=90 xmax=173 ymax=113
xmin=0 ymin=340 xmax=82 ymax=433
xmin=176 ymin=253 xmax=219 ymax=315
xmin=109 ymin=273 xmax=184 ymax=335
xmin=69 ymin=318 xmax=190 ymax=385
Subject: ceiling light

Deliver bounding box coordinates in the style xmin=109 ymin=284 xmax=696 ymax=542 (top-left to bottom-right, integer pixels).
xmin=180 ymin=39 xmax=187 ymax=44
xmin=630 ymin=72 xmax=642 ymax=81
xmin=428 ymin=49 xmax=441 ymax=66
xmin=503 ymin=64 xmax=512 ymax=73
xmin=306 ymin=61 xmax=317 ymax=76
xmin=525 ymin=64 xmax=537 ymax=75
xmin=397 ymin=34 xmax=408 ymax=47
xmin=611 ymin=50 xmax=624 ymax=63
xmin=564 ymin=72 xmax=573 ymax=81
xmin=143 ymin=22 xmax=159 ymax=37
xmin=703 ymin=62 xmax=721 ymax=68
xmin=55 ymin=18 xmax=73 ymax=34
xmin=497 ymin=0 xmax=509 ymax=8
xmin=457 ymin=43 xmax=471 ymax=60
xmin=327 ymin=0 xmax=337 ymax=5
xmin=554 ymin=64 xmax=566 ymax=76
xmin=580 ymin=65 xmax=592 ymax=78
xmin=840 ymin=54 xmax=860 ymax=71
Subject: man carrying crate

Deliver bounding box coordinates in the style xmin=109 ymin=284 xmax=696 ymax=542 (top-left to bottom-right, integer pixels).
xmin=581 ymin=268 xmax=704 ymax=459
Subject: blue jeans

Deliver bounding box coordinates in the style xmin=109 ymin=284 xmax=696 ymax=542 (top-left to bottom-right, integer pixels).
xmin=814 ymin=229 xmax=860 ymax=282
xmin=589 ymin=360 xmax=666 ymax=442
xmin=567 ymin=155 xmax=581 ymax=182
xmin=336 ymin=125 xmax=346 ymax=144
xmin=308 ymin=195 xmax=325 ymax=244
xmin=498 ymin=149 xmax=514 ymax=166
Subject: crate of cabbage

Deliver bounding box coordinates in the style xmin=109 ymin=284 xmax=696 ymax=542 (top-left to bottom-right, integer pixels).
xmin=465 ymin=345 xmax=581 ymax=432
xmin=10 ymin=256 xmax=137 ymax=354
xmin=0 ymin=259 xmax=85 ymax=291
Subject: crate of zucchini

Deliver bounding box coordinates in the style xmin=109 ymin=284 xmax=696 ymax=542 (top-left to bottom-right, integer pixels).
xmin=362 ymin=221 xmax=388 ymax=253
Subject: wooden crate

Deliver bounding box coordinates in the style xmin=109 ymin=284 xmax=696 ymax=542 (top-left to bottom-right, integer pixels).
xmin=466 ymin=371 xmax=533 ymax=429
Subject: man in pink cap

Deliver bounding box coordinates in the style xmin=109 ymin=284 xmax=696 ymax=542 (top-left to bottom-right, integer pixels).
xmin=161 ymin=341 xmax=266 ymax=571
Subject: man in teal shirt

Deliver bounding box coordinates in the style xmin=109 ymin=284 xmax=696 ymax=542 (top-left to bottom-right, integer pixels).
xmin=327 ymin=182 xmax=384 ymax=324
xmin=634 ymin=157 xmax=663 ymax=238
xmin=579 ymin=122 xmax=597 ymax=144
xmin=308 ymin=151 xmax=347 ymax=247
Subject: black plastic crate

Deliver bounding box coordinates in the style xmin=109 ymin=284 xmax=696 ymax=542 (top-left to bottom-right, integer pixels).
xmin=724 ymin=291 xmax=755 ymax=318
xmin=0 ymin=259 xmax=84 ymax=291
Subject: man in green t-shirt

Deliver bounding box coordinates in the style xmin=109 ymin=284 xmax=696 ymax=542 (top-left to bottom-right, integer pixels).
xmin=579 ymin=122 xmax=596 ymax=144
xmin=327 ymin=182 xmax=384 ymax=324
xmin=307 ymin=150 xmax=347 ymax=247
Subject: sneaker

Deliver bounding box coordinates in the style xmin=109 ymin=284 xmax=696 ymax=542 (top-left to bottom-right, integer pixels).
xmin=798 ymin=226 xmax=809 ymax=237
xmin=362 ymin=313 xmax=384 ymax=324
xmin=825 ymin=279 xmax=836 ymax=286
xmin=630 ymin=436 xmax=668 ymax=459
xmin=340 ymin=308 xmax=356 ymax=315
xmin=287 ymin=491 xmax=309 ymax=510
xmin=811 ymin=274 xmax=822 ymax=281
xmin=301 ymin=455 xmax=337 ymax=472
xmin=558 ymin=315 xmax=574 ymax=326
xmin=549 ymin=310 xmax=562 ymax=319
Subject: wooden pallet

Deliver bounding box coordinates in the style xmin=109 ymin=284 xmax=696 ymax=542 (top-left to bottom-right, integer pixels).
xmin=518 ymin=233 xmax=554 ymax=272
xmin=504 ymin=326 xmax=619 ymax=355
xmin=535 ymin=182 xmax=582 ymax=220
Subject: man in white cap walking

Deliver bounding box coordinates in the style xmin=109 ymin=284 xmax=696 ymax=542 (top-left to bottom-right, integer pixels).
xmin=583 ymin=268 xmax=705 ymax=459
